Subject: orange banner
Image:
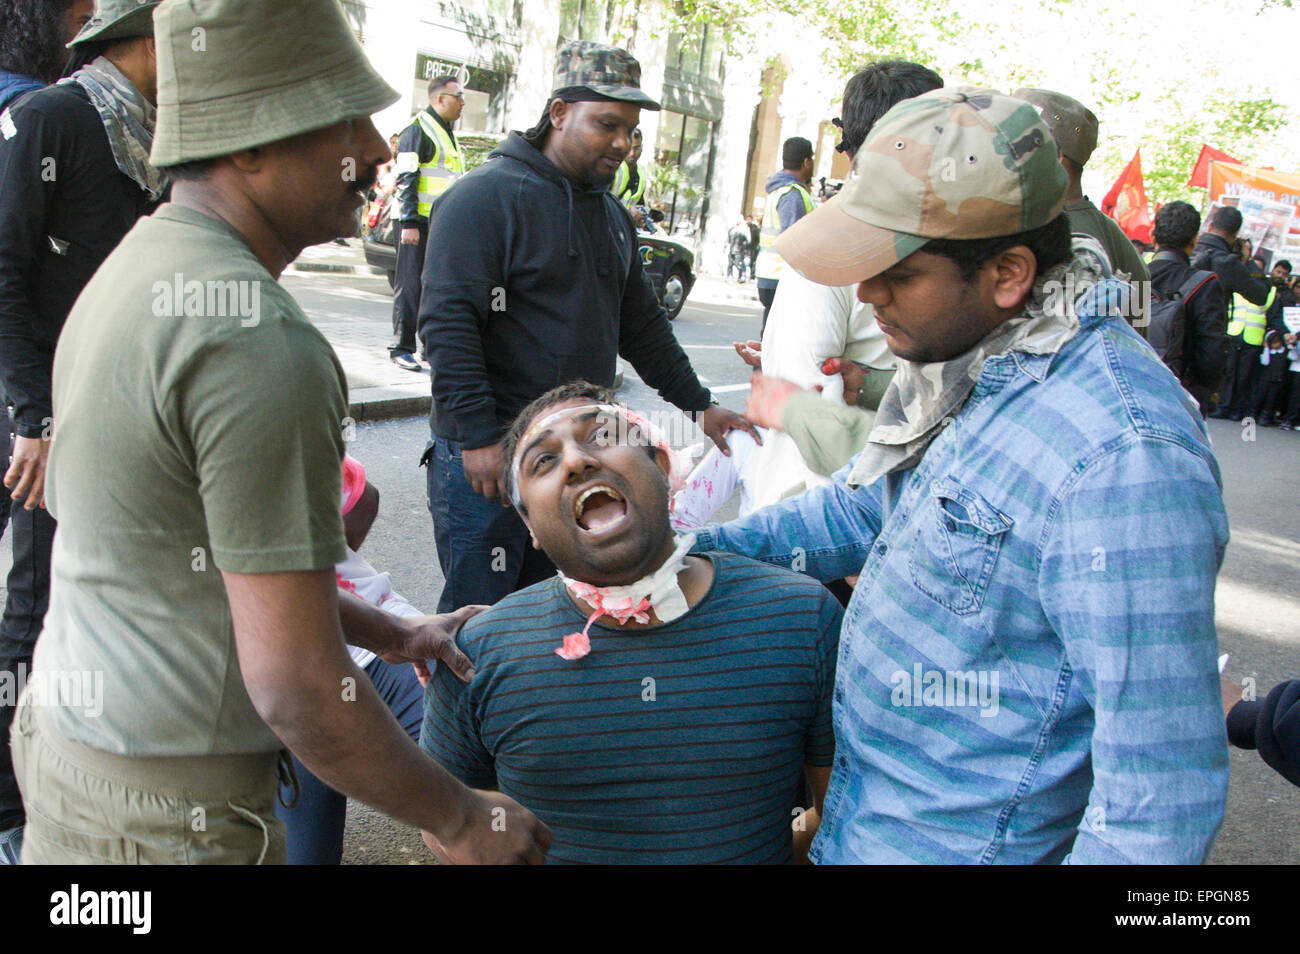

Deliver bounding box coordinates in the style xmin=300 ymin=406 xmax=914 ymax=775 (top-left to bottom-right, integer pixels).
xmin=1208 ymin=161 xmax=1300 ymax=261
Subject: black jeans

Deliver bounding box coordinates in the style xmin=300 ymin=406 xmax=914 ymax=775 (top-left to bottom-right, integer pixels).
xmin=0 ymin=405 xmax=10 ymax=542
xmin=1284 ymin=371 xmax=1300 ymax=424
xmin=758 ymin=283 xmax=777 ymax=335
xmin=424 ymin=437 xmax=555 ymax=614
xmin=726 ymin=248 xmax=749 ymax=281
xmin=0 ymin=503 xmax=56 ymax=830
xmin=1219 ymin=337 xmax=1262 ymax=416
xmin=389 ymin=224 xmax=428 ymax=358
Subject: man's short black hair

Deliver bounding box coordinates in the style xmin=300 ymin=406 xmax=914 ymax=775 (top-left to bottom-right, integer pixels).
xmin=1209 ymin=206 xmax=1243 ymax=235
xmin=501 ymin=380 xmax=617 ymax=511
xmin=782 ymin=137 xmax=813 ymax=170
xmin=922 ymin=214 xmax=1073 ymax=284
xmin=428 ymin=74 xmax=460 ymax=98
xmin=1274 ymin=259 xmax=1292 ymax=274
xmin=838 ymin=60 xmax=943 ymax=158
xmin=1154 ymin=200 xmax=1201 ymax=251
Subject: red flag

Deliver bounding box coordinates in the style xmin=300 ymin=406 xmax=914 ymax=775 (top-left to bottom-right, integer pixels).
xmin=1101 ymin=149 xmax=1154 ymax=245
xmin=1186 ymin=144 xmax=1239 ymax=189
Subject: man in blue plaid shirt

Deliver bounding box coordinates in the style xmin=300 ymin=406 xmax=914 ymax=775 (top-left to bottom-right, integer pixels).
xmin=694 ymin=88 xmax=1230 ymax=864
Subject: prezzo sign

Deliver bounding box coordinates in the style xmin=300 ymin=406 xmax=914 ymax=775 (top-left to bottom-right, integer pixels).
xmin=415 ymin=53 xmax=468 ymax=84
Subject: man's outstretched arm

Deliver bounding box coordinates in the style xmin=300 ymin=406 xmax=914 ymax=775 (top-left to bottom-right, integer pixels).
xmin=225 ymin=568 xmax=550 ymax=864
xmin=693 ymin=463 xmax=883 ymax=583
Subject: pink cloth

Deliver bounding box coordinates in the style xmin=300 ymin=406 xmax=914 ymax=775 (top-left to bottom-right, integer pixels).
xmin=341 ymin=455 xmax=366 ymax=515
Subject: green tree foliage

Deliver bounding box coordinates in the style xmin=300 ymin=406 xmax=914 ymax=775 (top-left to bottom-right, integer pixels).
xmin=1134 ymin=97 xmax=1288 ymax=206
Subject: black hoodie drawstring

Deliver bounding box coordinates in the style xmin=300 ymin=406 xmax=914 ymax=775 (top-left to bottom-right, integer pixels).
xmin=562 ymin=177 xmax=578 ymax=259
xmin=596 ymin=194 xmax=614 ymax=277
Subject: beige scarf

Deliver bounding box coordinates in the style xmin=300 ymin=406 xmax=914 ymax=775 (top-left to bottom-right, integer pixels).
xmin=848 ymin=235 xmax=1111 ymax=489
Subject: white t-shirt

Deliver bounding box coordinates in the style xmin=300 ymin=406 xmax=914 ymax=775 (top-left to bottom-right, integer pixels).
xmin=751 ymin=270 xmax=892 ymax=507
xmin=337 ymin=548 xmax=423 ymax=669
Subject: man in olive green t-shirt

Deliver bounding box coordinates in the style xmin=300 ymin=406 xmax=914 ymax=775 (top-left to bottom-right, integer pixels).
xmin=1014 ymin=88 xmax=1151 ymax=334
xmin=12 ymin=0 xmax=549 ymax=865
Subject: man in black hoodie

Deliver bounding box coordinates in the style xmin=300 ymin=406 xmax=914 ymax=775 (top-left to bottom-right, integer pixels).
xmin=1195 ymin=206 xmax=1271 ymax=419
xmin=419 ymin=41 xmax=754 ymax=614
xmin=1147 ymin=201 xmax=1226 ymax=415
xmin=0 ymin=0 xmax=162 ymax=865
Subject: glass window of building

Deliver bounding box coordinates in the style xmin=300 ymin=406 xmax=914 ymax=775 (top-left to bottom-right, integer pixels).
xmin=654 ymin=110 xmax=716 ymax=235
xmin=557 ymin=0 xmax=611 ymax=43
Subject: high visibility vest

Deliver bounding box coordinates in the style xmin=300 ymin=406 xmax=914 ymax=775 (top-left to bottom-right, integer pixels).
xmin=414 ymin=112 xmax=464 ymax=218
xmin=755 ymin=182 xmax=813 ymax=281
xmin=1227 ymin=287 xmax=1274 ymax=346
xmin=612 ymin=161 xmax=646 ymax=207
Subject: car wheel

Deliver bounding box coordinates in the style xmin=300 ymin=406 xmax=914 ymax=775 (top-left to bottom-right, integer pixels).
xmin=662 ymin=265 xmax=690 ymax=320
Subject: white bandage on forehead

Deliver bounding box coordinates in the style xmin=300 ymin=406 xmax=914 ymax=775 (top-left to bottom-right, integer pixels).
xmin=509 ymin=403 xmax=681 ymax=508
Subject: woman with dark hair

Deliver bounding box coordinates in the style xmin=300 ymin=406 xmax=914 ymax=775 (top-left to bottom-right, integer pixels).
xmin=0 ymin=0 xmax=93 ymax=110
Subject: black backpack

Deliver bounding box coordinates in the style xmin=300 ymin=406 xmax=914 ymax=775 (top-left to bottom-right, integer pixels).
xmin=1148 ymin=251 xmax=1215 ymax=379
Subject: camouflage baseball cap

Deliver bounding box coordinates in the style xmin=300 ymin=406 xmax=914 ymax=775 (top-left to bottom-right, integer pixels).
xmin=552 ymin=40 xmax=660 ymax=110
xmin=1012 ymin=88 xmax=1098 ymax=166
xmin=68 ymin=0 xmax=162 ymax=47
xmin=778 ymin=87 xmax=1067 ymax=287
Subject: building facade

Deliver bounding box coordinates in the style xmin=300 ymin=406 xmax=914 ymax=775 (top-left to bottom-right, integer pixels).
xmin=342 ymin=0 xmax=845 ymax=272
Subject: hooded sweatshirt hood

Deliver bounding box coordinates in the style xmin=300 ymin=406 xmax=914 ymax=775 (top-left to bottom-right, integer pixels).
xmin=765 ymin=169 xmax=805 ymax=194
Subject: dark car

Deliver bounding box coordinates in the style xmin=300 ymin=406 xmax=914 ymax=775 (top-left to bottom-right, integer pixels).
xmin=363 ymin=195 xmax=696 ymax=319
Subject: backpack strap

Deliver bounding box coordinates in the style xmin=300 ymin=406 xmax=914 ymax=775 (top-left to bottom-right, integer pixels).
xmin=1177 ymin=269 xmax=1216 ymax=305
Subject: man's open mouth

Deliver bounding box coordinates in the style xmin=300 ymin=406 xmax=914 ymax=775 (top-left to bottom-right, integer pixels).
xmin=573 ymin=484 xmax=628 ymax=533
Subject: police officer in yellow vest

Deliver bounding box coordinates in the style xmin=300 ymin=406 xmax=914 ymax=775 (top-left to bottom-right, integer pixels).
xmin=755 ymin=136 xmax=814 ymax=331
xmin=389 ymin=74 xmax=465 ymax=370
xmin=612 ymin=127 xmax=647 ymax=225
xmin=1218 ymin=286 xmax=1274 ymax=419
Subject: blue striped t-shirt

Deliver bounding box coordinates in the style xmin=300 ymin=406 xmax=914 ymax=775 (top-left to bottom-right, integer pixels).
xmin=420 ymin=551 xmax=843 ymax=864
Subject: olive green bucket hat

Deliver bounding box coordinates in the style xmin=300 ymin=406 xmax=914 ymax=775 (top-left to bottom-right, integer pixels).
xmin=68 ymin=0 xmax=163 ymax=48
xmin=1012 ymin=88 xmax=1099 ymax=167
xmin=150 ymin=0 xmax=399 ymax=167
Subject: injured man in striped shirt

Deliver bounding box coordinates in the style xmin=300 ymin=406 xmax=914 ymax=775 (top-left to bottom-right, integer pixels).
xmin=418 ymin=381 xmax=843 ymax=864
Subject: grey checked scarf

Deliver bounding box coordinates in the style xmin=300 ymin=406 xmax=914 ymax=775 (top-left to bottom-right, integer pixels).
xmin=61 ymin=56 xmax=163 ymax=201
xmin=847 ymin=235 xmax=1112 ymax=489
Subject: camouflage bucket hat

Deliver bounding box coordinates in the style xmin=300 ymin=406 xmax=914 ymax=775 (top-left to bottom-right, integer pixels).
xmin=68 ymin=0 xmax=162 ymax=47
xmin=552 ymin=40 xmax=660 ymax=110
xmin=150 ymin=0 xmax=399 ymax=167
xmin=779 ymin=87 xmax=1067 ymax=287
xmin=1012 ymin=88 xmax=1098 ymax=166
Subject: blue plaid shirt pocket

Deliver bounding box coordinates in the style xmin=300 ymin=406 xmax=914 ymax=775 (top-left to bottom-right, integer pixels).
xmin=908 ymin=476 xmax=1014 ymax=616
